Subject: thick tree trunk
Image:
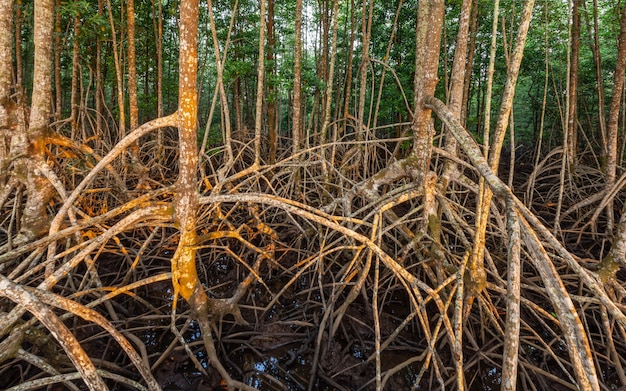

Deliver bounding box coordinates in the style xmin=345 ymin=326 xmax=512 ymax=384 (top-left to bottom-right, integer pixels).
xmin=174 ymin=0 xmax=202 ymax=305
xmin=411 ymin=0 xmax=444 ymax=183
xmin=14 ymin=0 xmax=57 ymax=245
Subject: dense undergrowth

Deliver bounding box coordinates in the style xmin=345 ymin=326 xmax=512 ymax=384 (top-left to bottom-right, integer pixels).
xmin=1 ymin=120 xmax=625 ymax=390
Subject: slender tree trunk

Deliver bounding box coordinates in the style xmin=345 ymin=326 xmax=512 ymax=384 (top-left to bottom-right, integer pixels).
xmin=14 ymin=0 xmax=24 ymax=102
xmin=267 ymin=0 xmax=277 ymax=164
xmin=567 ymin=0 xmax=582 ymax=162
xmin=106 ymin=0 xmax=126 ymax=146
xmin=341 ymin=0 xmax=356 ymax=134
xmin=585 ymin=0 xmax=607 ymax=164
xmin=292 ymin=0 xmax=303 ymax=154
xmin=254 ymin=0 xmax=266 ymax=166
xmin=470 ymin=0 xmax=535 ymax=308
xmin=440 ymin=0 xmax=473 ymax=189
xmin=0 ymin=0 xmax=12 ymax=171
xmin=206 ymin=0 xmax=234 ymax=165
xmin=127 ymin=0 xmax=140 ymax=159
xmin=0 ymin=0 xmax=11 ymax=101
xmin=462 ymin=0 xmax=478 ymax=127
xmin=54 ymin=0 xmax=62 ymax=119
xmin=155 ymin=0 xmax=163 ymax=118
xmin=70 ymin=16 xmax=81 ymax=138
xmin=605 ymin=2 xmax=626 ymax=234
xmin=356 ymin=0 xmax=373 ymax=143
xmin=95 ymin=0 xmax=104 ymax=137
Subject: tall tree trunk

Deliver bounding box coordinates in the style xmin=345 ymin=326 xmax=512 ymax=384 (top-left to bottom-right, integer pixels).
xmin=174 ymin=0 xmax=202 ymax=306
xmin=127 ymin=0 xmax=140 ymax=159
xmin=206 ymin=0 xmax=234 ymax=165
xmin=586 ymin=0 xmax=607 ymax=164
xmin=106 ymin=0 xmax=126 ymax=147
xmin=470 ymin=0 xmax=535 ymax=312
xmin=567 ymin=0 xmax=582 ymax=163
xmin=95 ymin=0 xmax=104 ymax=137
xmin=440 ymin=0 xmax=473 ymax=189
xmin=411 ymin=0 xmax=445 ymax=183
xmin=266 ymin=0 xmax=277 ymax=164
xmin=320 ymin=0 xmax=339 ymax=151
xmin=54 ymin=0 xmax=62 ymax=119
xmin=154 ymin=0 xmax=163 ymax=118
xmin=341 ymin=0 xmax=356 ymax=134
xmin=292 ymin=0 xmax=303 ymax=154
xmin=0 ymin=0 xmax=11 ymax=101
xmin=356 ymin=0 xmax=373 ymax=144
xmin=14 ymin=0 xmax=24 ymax=102
xmin=0 ymin=0 xmax=13 ymax=170
xmin=15 ymin=0 xmax=58 ymax=244
xmin=461 ymin=0 xmax=479 ymax=127
xmin=254 ymin=0 xmax=266 ymax=166
xmin=605 ymin=3 xmax=626 ymax=234
xmin=70 ymin=16 xmax=81 ymax=138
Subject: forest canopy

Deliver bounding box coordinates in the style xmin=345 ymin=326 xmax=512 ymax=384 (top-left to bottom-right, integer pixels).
xmin=1 ymin=0 xmax=626 ymax=390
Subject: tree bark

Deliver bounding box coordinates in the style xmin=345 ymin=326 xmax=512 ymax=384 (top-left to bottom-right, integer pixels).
xmin=470 ymin=0 xmax=535 ymax=302
xmin=605 ymin=2 xmax=626 ymax=234
xmin=18 ymin=0 xmax=56 ymax=241
xmin=174 ymin=0 xmax=203 ymax=305
xmin=267 ymin=0 xmax=277 ymax=164
xmin=0 ymin=0 xmax=11 ymax=100
xmin=567 ymin=0 xmax=582 ymax=163
xmin=127 ymin=0 xmax=140 ymax=158
xmin=411 ymin=0 xmax=445 ymax=183
xmin=292 ymin=0 xmax=303 ymax=154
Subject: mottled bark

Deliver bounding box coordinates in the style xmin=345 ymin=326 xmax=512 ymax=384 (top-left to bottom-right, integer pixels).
xmin=0 ymin=0 xmax=12 ymax=172
xmin=411 ymin=0 xmax=444 ymax=184
xmin=567 ymin=0 xmax=582 ymax=162
xmin=106 ymin=0 xmax=126 ymax=143
xmin=605 ymin=3 xmax=626 ymax=233
xmin=206 ymin=0 xmax=233 ymax=164
xmin=174 ymin=0 xmax=202 ymax=304
xmin=501 ymin=199 xmax=521 ymax=391
xmin=54 ymin=0 xmax=62 ymax=119
xmin=127 ymin=0 xmax=140 ymax=158
xmin=18 ymin=0 xmax=56 ymax=241
xmin=267 ymin=0 xmax=277 ymax=164
xmin=441 ymin=0 xmax=473 ymax=186
xmin=70 ymin=16 xmax=80 ymax=136
xmin=292 ymin=0 xmax=303 ymax=154
xmin=470 ymin=0 xmax=534 ymax=300
xmin=95 ymin=0 xmax=104 ymax=136
xmin=356 ymin=0 xmax=374 ymax=142
xmin=0 ymin=275 xmax=109 ymax=390
xmin=0 ymin=0 xmax=11 ymax=100
xmin=254 ymin=0 xmax=266 ymax=166
xmin=14 ymin=0 xmax=24 ymax=100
